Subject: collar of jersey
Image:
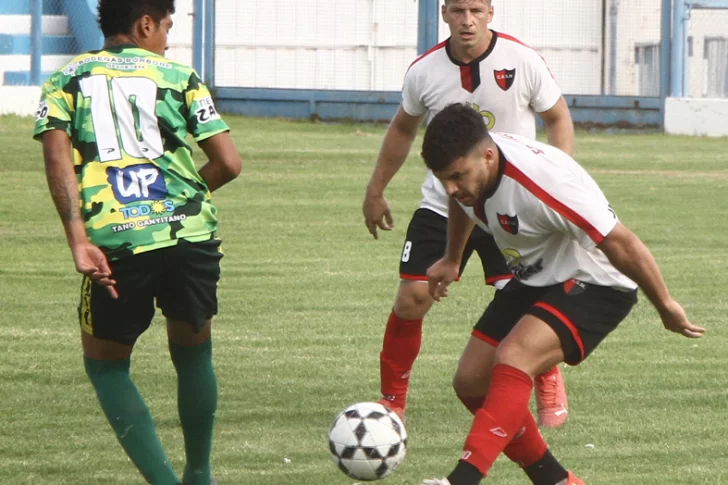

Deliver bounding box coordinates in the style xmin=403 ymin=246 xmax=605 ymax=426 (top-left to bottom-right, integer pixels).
xmin=445 ymin=30 xmax=498 ymax=66
xmin=475 ymin=144 xmax=507 ymax=206
xmin=91 ymin=44 xmax=144 ymax=54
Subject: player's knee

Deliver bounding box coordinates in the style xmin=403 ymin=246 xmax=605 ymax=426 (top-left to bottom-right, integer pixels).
xmin=452 ymin=367 xmax=488 ymax=399
xmin=452 ymin=373 xmax=487 ymax=414
xmin=393 ymin=283 xmax=433 ymax=320
xmin=493 ymin=340 xmax=541 ymax=378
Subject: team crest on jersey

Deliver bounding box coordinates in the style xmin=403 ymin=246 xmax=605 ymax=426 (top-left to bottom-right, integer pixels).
xmin=494 ymin=68 xmax=516 ymax=91
xmin=497 ymin=213 xmax=519 ymax=235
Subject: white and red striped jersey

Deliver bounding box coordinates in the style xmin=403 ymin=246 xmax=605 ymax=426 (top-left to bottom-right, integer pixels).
xmin=402 ymin=31 xmax=562 ymax=217
xmin=463 ymin=132 xmax=637 ymax=289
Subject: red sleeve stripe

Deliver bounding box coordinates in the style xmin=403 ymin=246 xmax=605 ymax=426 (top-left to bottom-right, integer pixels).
xmin=503 ymin=162 xmax=605 ymax=244
xmin=532 ymin=301 xmax=585 ymax=361
xmin=496 ymin=32 xmax=556 ymax=80
xmin=497 ymin=32 xmax=535 ymax=51
xmin=407 ymin=40 xmax=447 ymax=71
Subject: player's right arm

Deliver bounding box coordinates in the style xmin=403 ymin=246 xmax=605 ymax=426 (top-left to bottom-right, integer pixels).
xmin=41 ymin=129 xmax=118 ymax=298
xmin=363 ymin=106 xmax=424 ymax=239
xmin=426 ymin=198 xmax=475 ymax=301
xmin=35 ymin=76 xmax=118 ymax=297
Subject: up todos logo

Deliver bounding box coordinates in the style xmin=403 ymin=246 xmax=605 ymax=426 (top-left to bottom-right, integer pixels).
xmin=106 ymin=164 xmax=174 ymax=219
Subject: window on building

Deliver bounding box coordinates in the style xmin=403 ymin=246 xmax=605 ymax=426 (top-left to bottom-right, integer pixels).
xmin=635 ymin=43 xmax=660 ymax=96
xmin=704 ymin=37 xmax=728 ymax=98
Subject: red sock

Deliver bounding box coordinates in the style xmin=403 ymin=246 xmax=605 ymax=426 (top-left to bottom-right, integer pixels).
xmin=462 ymin=364 xmax=533 ymax=476
xmin=380 ymin=311 xmax=422 ymax=409
xmin=503 ymin=413 xmax=548 ymax=467
xmin=456 ymin=394 xmax=547 ymax=468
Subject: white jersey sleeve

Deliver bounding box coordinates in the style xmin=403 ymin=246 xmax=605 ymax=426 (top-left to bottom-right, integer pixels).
xmin=525 ymin=50 xmax=562 ymax=113
xmin=401 ymin=65 xmax=427 ymax=117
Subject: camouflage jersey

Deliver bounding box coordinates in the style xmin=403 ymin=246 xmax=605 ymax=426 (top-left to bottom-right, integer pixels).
xmin=33 ymin=45 xmax=229 ymax=261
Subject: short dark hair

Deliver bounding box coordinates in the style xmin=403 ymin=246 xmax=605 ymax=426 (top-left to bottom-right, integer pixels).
xmin=97 ymin=0 xmax=176 ymax=38
xmin=421 ymin=103 xmax=490 ymax=171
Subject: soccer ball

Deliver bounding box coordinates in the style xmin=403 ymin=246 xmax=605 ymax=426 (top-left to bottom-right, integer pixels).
xmin=328 ymin=402 xmax=408 ymax=481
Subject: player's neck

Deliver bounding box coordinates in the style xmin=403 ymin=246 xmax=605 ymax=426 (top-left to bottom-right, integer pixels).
xmin=450 ymin=29 xmax=493 ymax=64
xmin=103 ymin=35 xmax=139 ymax=50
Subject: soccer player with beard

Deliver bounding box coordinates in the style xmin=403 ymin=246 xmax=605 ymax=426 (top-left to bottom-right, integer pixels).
xmin=420 ymin=103 xmax=704 ymax=485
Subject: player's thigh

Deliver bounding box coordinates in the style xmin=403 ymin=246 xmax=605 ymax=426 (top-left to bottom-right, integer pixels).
xmin=472 ymin=280 xmax=546 ymax=348
xmin=495 ymin=313 xmax=567 ymax=377
xmin=525 ymin=279 xmax=638 ymax=366
xmin=453 ymin=336 xmax=498 ymax=397
xmin=79 ymin=251 xmax=160 ymax=355
xmin=398 ymin=208 xmax=474 ymax=281
xmin=156 ymin=238 xmax=223 ymax=336
xmin=468 ymin=226 xmax=512 ymax=287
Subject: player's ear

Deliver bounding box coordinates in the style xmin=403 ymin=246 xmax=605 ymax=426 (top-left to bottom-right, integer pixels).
xmin=483 ymin=145 xmax=496 ymax=163
xmin=138 ymin=15 xmax=155 ymax=38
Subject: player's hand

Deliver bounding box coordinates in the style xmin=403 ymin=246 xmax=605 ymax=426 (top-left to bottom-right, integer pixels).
xmin=70 ymin=242 xmax=119 ymax=299
xmin=363 ymin=193 xmax=394 ymax=240
xmin=658 ymin=299 xmax=705 ymax=338
xmin=426 ymin=258 xmax=460 ymax=301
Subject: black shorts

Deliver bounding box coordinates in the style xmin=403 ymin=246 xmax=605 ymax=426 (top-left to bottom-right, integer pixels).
xmin=399 ymin=208 xmax=512 ymax=285
xmin=78 ymin=238 xmax=223 ymax=346
xmin=472 ymin=279 xmax=638 ymax=365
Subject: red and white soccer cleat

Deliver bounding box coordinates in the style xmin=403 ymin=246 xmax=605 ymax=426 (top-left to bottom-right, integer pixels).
xmin=535 ymin=365 xmax=568 ymax=428
xmin=377 ymin=397 xmax=406 ymax=424
xmin=564 ymin=470 xmax=586 ymax=485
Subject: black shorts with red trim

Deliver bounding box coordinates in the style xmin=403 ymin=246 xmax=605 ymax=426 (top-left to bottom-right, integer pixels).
xmin=472 ymin=279 xmax=638 ymax=365
xmin=398 ymin=208 xmax=512 ymax=285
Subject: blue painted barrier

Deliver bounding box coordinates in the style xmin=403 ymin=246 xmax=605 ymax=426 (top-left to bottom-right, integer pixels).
xmin=61 ymin=0 xmax=102 ymax=52
xmin=0 ymin=34 xmax=77 ymax=55
xmin=0 ymin=1 xmax=62 ymax=15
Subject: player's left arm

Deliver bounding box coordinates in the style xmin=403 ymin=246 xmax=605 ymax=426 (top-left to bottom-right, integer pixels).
xmin=538 ymin=97 xmax=574 ymax=156
xmin=526 ymin=50 xmax=575 ymax=156
xmin=184 ymin=71 xmax=242 ymax=192
xmin=597 ymin=224 xmax=705 ymax=338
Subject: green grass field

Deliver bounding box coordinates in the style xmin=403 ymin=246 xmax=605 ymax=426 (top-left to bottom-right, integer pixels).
xmin=1 ymin=115 xmax=727 ymax=485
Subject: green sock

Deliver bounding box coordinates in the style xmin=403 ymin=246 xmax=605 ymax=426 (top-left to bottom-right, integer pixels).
xmin=170 ymin=338 xmax=218 ymax=485
xmin=84 ymin=357 xmax=180 ymax=485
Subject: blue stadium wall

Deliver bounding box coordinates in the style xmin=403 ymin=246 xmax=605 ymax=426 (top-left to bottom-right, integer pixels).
xmin=214 ymin=88 xmax=663 ymax=131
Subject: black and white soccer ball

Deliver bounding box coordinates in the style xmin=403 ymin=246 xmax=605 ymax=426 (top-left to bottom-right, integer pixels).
xmin=328 ymin=402 xmax=408 ymax=481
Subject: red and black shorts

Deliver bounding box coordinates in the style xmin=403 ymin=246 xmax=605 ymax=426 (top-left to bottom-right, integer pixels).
xmin=78 ymin=238 xmax=223 ymax=346
xmin=398 ymin=208 xmax=512 ymax=286
xmin=473 ymin=279 xmax=638 ymax=365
